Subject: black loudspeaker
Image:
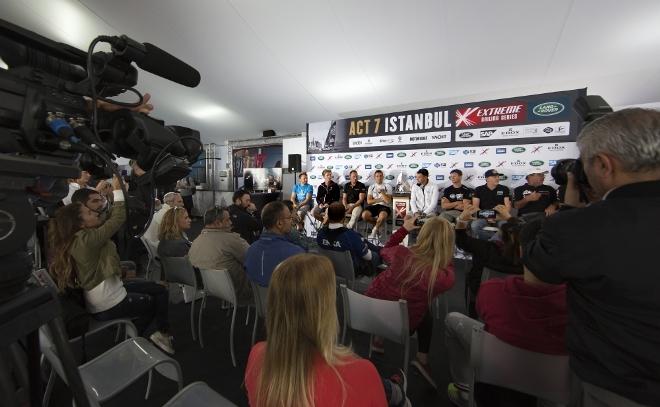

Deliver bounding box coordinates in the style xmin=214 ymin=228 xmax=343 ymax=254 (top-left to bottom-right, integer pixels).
xmin=288 ymin=154 xmax=302 ymax=172
xmin=263 ymin=129 xmax=276 ymax=137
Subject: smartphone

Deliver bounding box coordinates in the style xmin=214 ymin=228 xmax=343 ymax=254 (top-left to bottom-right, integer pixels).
xmin=477 ymin=209 xmax=496 ymax=219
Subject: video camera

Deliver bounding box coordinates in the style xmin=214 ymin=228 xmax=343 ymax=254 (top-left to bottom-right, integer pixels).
xmin=0 ymin=18 xmax=203 ymax=298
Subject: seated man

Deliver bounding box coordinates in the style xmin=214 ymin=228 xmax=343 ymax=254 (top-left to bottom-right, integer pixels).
xmin=229 ymin=190 xmax=262 ymax=244
xmin=342 ymin=170 xmax=367 ymax=230
xmin=409 ymin=168 xmax=439 ymax=218
xmin=289 ymin=172 xmax=314 ymax=231
xmin=513 ymin=170 xmax=558 ymax=221
xmin=471 ymin=169 xmax=511 ymax=239
xmin=362 ymin=170 xmax=393 ymax=240
xmin=245 ymin=201 xmax=305 ymax=286
xmin=440 ymin=169 xmax=472 ymax=223
xmin=143 ymin=192 xmax=184 ymax=247
xmin=317 ymin=203 xmax=381 ymax=277
xmin=445 ymin=219 xmax=567 ymax=407
xmin=312 ymin=169 xmax=341 ymax=222
xmin=189 ymin=207 xmax=252 ymax=302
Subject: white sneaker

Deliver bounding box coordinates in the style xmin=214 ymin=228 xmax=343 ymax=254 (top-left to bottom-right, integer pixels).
xmin=149 ymin=331 xmax=175 ymax=355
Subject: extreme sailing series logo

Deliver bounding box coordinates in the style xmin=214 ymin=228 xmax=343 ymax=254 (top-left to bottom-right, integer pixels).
xmin=455 ymin=102 xmax=527 ymax=128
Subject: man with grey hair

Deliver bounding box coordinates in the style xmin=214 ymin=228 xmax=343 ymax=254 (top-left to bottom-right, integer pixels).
xmin=143 ymin=192 xmax=184 ymax=247
xmin=524 ymin=108 xmax=660 ymax=407
xmin=188 ymin=207 xmax=252 ymax=302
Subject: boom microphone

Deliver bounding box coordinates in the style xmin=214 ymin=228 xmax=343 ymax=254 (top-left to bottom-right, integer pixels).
xmin=109 ymin=35 xmax=201 ymax=88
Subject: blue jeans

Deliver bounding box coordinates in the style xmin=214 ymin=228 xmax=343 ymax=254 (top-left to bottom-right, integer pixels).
xmin=470 ymin=218 xmax=507 ymax=240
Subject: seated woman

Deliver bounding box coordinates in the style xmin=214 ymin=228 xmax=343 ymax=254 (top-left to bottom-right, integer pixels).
xmin=48 ymin=176 xmax=174 ymax=355
xmin=157 ymin=206 xmax=192 ymax=257
xmin=245 ymin=253 xmax=409 ymax=407
xmin=455 ymin=204 xmax=523 ymax=317
xmin=365 ymin=215 xmax=455 ymax=389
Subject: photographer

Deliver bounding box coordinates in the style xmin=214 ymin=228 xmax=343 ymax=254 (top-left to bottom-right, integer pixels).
xmin=456 ymin=204 xmax=523 ymax=317
xmin=523 ymin=108 xmax=660 ymax=407
xmin=48 ymin=176 xmax=174 ymax=355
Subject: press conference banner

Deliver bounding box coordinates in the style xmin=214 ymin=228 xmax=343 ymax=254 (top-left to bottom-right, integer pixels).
xmin=307 ymin=89 xmax=585 ymax=154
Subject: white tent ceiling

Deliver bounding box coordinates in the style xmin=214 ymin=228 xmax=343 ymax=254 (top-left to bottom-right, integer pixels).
xmin=2 ymin=0 xmax=660 ymax=143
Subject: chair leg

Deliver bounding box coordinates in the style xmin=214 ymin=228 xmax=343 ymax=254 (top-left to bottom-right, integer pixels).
xmin=245 ymin=305 xmax=251 ymax=326
xmin=230 ymin=304 xmax=237 ymax=367
xmin=190 ymin=293 xmax=197 ymax=341
xmin=145 ymin=369 xmax=153 ymax=400
xmin=368 ymin=334 xmax=373 ymax=358
xmin=251 ymin=311 xmax=258 ymax=346
xmin=43 ymin=369 xmax=55 ymax=407
xmin=198 ymin=294 xmax=206 ymax=348
xmin=145 ymin=257 xmax=151 ymax=281
xmin=403 ymin=338 xmax=410 ymax=375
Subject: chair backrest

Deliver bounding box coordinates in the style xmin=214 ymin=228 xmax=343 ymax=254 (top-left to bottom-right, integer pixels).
xmin=32 ymin=268 xmax=57 ymax=290
xmin=163 ymin=381 xmax=237 ymax=407
xmin=469 ymin=325 xmax=571 ymax=405
xmin=160 ymin=256 xmax=197 ymax=288
xmin=250 ymin=280 xmax=268 ymax=318
xmin=340 ymin=284 xmax=409 ymax=345
xmin=199 ymin=269 xmax=236 ymax=305
xmin=140 ymin=236 xmax=159 ymax=260
xmin=480 ymin=267 xmax=511 ymax=283
xmin=318 ymin=247 xmax=355 ymax=286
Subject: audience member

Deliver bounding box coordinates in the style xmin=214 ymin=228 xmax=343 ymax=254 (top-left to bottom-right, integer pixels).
xmin=312 ymin=169 xmax=341 ymax=221
xmin=245 ymin=253 xmax=409 ymax=407
xmin=471 ymin=169 xmax=511 ymax=239
xmin=62 ymin=170 xmax=91 ymax=205
xmin=342 ymin=169 xmax=367 ymax=230
xmin=189 ymin=206 xmax=252 ymax=302
xmin=409 ymin=168 xmax=439 ymax=218
xmin=445 ymin=219 xmax=567 ymax=407
xmin=317 ymin=202 xmax=381 ymax=277
xmin=157 ymin=207 xmax=192 ymax=258
xmin=143 ymin=192 xmax=184 ymax=247
xmin=282 ymin=200 xmax=309 ymax=250
xmin=176 ymin=175 xmax=196 ymax=216
xmin=513 ymin=170 xmax=558 ymax=221
xmin=366 ymin=215 xmax=455 ymax=388
xmin=48 ymin=176 xmax=173 ymax=354
xmin=455 ymin=204 xmax=523 ymax=317
xmin=363 ymin=170 xmax=393 ymax=240
xmin=524 ymin=108 xmax=660 ymax=407
xmin=440 ymin=169 xmax=472 ymax=223
xmin=245 ymin=201 xmax=304 ymax=287
xmin=229 ymin=190 xmax=262 ymax=244
xmin=289 ymin=172 xmax=314 ymax=231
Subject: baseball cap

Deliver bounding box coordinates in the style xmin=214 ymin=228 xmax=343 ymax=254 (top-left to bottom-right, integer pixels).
xmin=484 ymin=169 xmax=500 ymax=178
xmin=527 ymin=169 xmax=549 ymax=176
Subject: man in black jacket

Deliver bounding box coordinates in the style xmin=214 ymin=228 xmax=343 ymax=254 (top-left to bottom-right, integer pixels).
xmin=312 ymin=169 xmax=341 ymax=222
xmin=524 ymin=108 xmax=660 ymax=407
xmin=228 ymin=190 xmax=262 ymax=244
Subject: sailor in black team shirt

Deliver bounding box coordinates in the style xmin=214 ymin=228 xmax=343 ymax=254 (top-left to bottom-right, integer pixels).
xmin=312 ymin=169 xmax=341 ymax=222
xmin=513 ymin=170 xmax=558 ymax=221
xmin=440 ymin=169 xmax=473 ymax=223
xmin=471 ymin=169 xmax=511 ymax=239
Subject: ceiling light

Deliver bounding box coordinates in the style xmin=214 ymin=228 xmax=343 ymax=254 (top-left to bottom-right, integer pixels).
xmin=188 ymin=105 xmax=229 ymax=119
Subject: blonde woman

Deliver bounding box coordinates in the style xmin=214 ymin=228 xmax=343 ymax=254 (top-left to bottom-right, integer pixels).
xmin=157 ymin=207 xmax=192 ymax=258
xmin=245 ymin=254 xmax=409 ymax=407
xmin=366 ymin=215 xmax=455 ymax=389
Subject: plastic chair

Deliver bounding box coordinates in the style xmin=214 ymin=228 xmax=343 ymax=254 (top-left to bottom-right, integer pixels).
xmin=469 ymin=325 xmax=571 ymax=407
xmin=140 ymin=236 xmax=161 ymax=280
xmin=162 ymin=381 xmax=237 ymax=406
xmin=318 ymin=248 xmax=373 ymax=292
xmin=40 ymin=325 xmax=183 ymax=405
xmin=249 ymin=280 xmax=268 ymax=346
xmin=339 ymin=284 xmax=410 ymax=373
xmin=198 ymin=268 xmax=249 ymax=367
xmin=432 ymin=292 xmax=449 ymax=320
xmin=160 ymin=256 xmax=203 ymax=343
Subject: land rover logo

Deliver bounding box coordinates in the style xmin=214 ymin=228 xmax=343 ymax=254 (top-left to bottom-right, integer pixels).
xmin=326 ymin=166 xmax=333 ymax=169
xmin=530 ymin=160 xmax=544 ymax=166
xmin=458 ymin=132 xmax=474 ymax=139
xmin=318 ymin=156 xmax=325 ymax=160
xmin=479 ymin=162 xmax=491 ymax=167
xmin=533 ymin=102 xmax=564 ymax=116
xmin=385 ymin=175 xmax=395 ymax=180
xmin=397 ymin=152 xmax=407 ymax=157
xmin=344 ymin=155 xmax=352 ymax=159
xmin=310 ymin=175 xmax=317 ymax=179
xmin=512 ymin=147 xmax=526 ymax=153
xmin=498 ymin=175 xmax=508 ymax=181
xmin=435 ymin=150 xmax=446 ymax=156
xmin=409 ymin=163 xmax=419 ymax=168
xmin=375 ymin=164 xmax=383 ymax=169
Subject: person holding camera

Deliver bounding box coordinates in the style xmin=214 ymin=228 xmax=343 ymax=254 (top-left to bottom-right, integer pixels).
xmin=513 ymin=170 xmax=558 ymax=221
xmin=471 ymin=169 xmax=511 ymax=239
xmin=48 ymin=176 xmax=174 ymax=355
xmin=523 ymin=108 xmax=660 ymax=407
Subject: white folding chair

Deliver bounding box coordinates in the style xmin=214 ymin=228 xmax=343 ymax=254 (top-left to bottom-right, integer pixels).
xmin=160 ymin=256 xmax=203 ymax=343
xmin=198 ymin=268 xmax=250 ymax=367
xmin=469 ymin=325 xmax=571 ymax=407
xmin=339 ymin=284 xmax=410 ymax=373
xmin=40 ymin=325 xmax=182 ymax=405
xmin=140 ymin=236 xmax=161 ymax=280
xmin=249 ymin=280 xmax=268 ymax=346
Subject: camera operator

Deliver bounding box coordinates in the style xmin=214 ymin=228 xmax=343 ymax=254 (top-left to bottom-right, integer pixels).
xmin=471 ymin=169 xmax=511 ymax=239
xmin=48 ymin=176 xmax=174 ymax=355
xmin=523 ymin=108 xmax=660 ymax=407
xmin=513 ymin=170 xmax=558 ymax=221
